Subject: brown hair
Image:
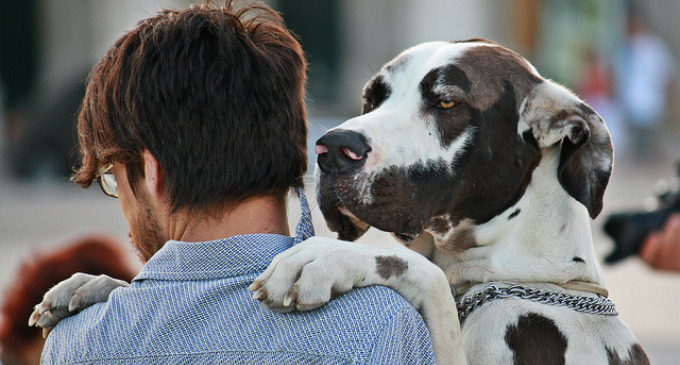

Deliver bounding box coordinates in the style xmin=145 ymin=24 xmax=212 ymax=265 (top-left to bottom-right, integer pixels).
xmin=74 ymin=2 xmax=308 ymax=213
xmin=0 ymin=235 xmax=136 ymax=363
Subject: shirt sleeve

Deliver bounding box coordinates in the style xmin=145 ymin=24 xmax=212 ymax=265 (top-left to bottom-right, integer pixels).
xmin=365 ymin=303 xmax=437 ymax=365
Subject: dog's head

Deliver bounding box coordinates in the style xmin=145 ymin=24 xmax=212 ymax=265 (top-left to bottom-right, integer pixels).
xmin=317 ymin=40 xmax=612 ymax=242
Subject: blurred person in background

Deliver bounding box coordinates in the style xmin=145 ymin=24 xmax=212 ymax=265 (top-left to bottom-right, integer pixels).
xmin=640 ymin=214 xmax=680 ymax=272
xmin=615 ymin=8 xmax=675 ymax=159
xmin=578 ymin=49 xmax=625 ymax=153
xmin=0 ymin=234 xmax=136 ymax=365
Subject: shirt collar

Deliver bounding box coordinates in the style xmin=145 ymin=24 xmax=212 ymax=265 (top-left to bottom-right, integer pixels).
xmin=133 ymin=189 xmax=314 ymax=282
xmin=134 ymin=234 xmax=294 ymax=281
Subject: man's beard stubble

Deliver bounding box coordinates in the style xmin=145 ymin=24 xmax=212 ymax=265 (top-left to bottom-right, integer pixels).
xmin=129 ymin=204 xmax=166 ymax=262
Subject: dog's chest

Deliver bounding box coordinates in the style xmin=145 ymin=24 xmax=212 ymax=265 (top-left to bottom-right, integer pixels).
xmin=460 ymin=299 xmax=644 ymax=364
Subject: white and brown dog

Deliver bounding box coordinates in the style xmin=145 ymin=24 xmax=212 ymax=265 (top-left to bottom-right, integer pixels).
xmin=31 ymin=40 xmax=648 ymax=365
xmin=250 ymin=39 xmax=648 ymax=365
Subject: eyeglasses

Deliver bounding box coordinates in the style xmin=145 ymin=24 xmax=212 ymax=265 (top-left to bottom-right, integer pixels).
xmin=97 ymin=165 xmax=118 ymax=199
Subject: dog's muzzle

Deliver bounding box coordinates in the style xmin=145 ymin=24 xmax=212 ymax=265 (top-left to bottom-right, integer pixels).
xmin=316 ymin=129 xmax=427 ymax=242
xmin=316 ymin=129 xmax=373 ymax=241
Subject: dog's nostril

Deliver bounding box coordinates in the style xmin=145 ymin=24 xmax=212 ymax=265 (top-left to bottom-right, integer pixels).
xmin=316 ymin=145 xmax=329 ymax=155
xmin=341 ymin=147 xmax=362 ymax=161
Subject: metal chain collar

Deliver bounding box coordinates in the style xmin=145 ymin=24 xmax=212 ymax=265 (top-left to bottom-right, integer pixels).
xmin=456 ymin=284 xmax=618 ymax=322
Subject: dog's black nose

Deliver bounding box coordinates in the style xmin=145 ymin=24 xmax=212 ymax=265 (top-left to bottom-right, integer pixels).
xmin=316 ymin=130 xmax=371 ymax=173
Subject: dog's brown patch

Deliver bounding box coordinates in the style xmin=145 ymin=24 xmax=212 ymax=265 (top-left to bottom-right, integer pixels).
xmin=606 ymin=344 xmax=649 ymax=365
xmin=443 ymin=219 xmax=478 ymax=252
xmin=428 ymin=216 xmax=452 ymax=234
xmin=505 ymin=313 xmax=567 ymax=365
xmin=375 ymin=255 xmax=409 ymax=280
xmin=508 ymin=208 xmax=521 ymax=220
xmin=457 ymin=45 xmax=541 ymax=111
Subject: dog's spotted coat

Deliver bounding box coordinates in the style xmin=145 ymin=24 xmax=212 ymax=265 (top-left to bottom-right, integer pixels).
xmin=306 ymin=40 xmax=645 ymax=365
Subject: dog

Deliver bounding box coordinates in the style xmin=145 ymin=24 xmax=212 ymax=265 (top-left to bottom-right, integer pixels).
xmin=250 ymin=39 xmax=648 ymax=364
xmin=31 ymin=40 xmax=648 ymax=364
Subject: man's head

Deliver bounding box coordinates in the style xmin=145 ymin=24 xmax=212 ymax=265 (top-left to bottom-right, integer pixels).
xmin=74 ymin=3 xmax=307 ymax=259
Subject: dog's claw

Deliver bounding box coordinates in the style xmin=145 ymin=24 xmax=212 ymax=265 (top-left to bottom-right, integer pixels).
xmin=28 ymin=310 xmax=39 ymax=327
xmin=283 ymin=291 xmax=297 ymax=307
xmin=42 ymin=328 xmax=51 ymax=339
xmin=248 ymin=280 xmax=263 ymax=292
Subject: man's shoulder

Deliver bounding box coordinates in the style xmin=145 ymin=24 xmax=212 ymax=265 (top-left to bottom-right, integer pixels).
xmin=328 ymin=284 xmax=419 ymax=317
xmin=41 ymin=279 xmax=433 ymax=364
xmin=317 ymin=285 xmax=434 ymax=364
xmin=41 ymin=302 xmax=108 ymax=363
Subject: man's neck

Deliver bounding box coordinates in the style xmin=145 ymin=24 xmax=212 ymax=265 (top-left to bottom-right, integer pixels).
xmin=167 ymin=196 xmax=290 ymax=242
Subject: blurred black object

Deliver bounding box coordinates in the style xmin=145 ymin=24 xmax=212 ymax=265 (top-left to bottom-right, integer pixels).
xmin=604 ymin=163 xmax=680 ymax=264
xmin=6 ymin=75 xmax=86 ymax=180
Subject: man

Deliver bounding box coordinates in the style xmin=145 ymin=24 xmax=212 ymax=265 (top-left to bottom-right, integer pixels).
xmin=37 ymin=3 xmax=435 ymax=364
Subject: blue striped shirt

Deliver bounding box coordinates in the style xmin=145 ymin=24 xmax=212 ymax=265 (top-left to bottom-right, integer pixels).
xmin=41 ymin=192 xmax=435 ymax=364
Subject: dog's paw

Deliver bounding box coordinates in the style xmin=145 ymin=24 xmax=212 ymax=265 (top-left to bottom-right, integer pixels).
xmin=29 ymin=273 xmax=129 ymax=336
xmin=249 ymin=237 xmax=368 ymax=313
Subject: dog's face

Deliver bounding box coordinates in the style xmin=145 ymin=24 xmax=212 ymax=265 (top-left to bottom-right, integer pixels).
xmin=317 ymin=40 xmax=612 ymax=243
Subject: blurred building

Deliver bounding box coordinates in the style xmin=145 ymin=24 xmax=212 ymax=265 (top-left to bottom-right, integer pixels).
xmin=1 ymin=0 xmax=678 ymax=179
xmin=0 ymin=0 xmax=192 ymax=180
xmin=299 ymin=0 xmax=539 ymax=116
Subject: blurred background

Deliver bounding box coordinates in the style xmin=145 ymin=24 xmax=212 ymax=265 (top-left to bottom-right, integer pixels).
xmin=1 ymin=0 xmax=679 ymax=363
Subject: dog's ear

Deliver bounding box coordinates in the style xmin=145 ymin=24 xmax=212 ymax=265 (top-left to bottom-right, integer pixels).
xmin=519 ymin=81 xmax=613 ymax=218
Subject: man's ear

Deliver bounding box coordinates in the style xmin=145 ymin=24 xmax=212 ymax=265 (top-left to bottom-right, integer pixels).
xmin=519 ymin=81 xmax=613 ymax=218
xmin=141 ymin=150 xmax=165 ymax=201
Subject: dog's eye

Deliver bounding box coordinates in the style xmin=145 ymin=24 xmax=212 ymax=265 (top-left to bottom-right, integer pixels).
xmin=439 ymin=99 xmax=456 ymax=109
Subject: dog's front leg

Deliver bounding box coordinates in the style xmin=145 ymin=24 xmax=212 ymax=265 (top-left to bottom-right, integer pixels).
xmin=249 ymin=236 xmax=465 ymax=365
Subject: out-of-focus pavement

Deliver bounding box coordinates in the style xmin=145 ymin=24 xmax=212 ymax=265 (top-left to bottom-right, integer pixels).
xmin=1 ymin=122 xmax=679 ymax=363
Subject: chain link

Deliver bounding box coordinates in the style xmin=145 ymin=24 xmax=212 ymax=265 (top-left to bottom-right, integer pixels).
xmin=456 ymin=284 xmax=618 ymax=322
